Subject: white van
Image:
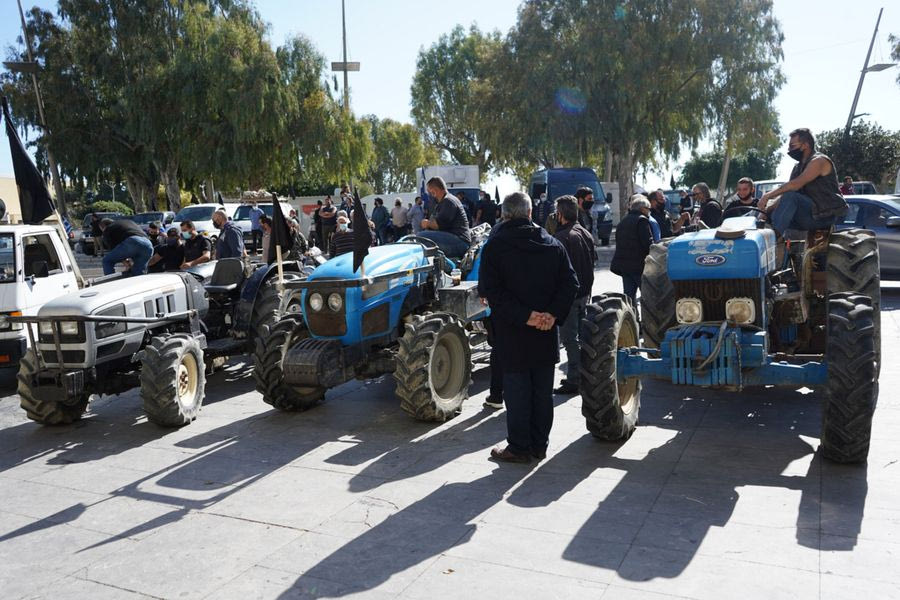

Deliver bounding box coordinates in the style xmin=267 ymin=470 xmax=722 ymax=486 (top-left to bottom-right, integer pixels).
xmin=170 ymin=203 xmax=226 ymax=243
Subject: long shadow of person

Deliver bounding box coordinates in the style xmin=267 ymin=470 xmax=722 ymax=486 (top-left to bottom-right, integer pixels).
xmin=276 ymin=466 xmax=534 ymax=599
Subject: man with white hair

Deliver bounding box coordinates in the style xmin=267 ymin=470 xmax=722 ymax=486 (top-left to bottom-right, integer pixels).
xmin=212 ymin=209 xmax=244 ymax=259
xmin=610 ymin=194 xmax=653 ymax=307
xmin=479 ymin=192 xmax=578 ymax=463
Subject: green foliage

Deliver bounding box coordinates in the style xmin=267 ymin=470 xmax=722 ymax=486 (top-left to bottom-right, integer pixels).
xmin=817 ymin=121 xmax=900 ymax=189
xmin=362 ymin=115 xmax=442 ymax=192
xmin=679 ymin=149 xmax=781 ymax=193
xmin=87 ymin=200 xmax=134 ymax=216
xmin=892 ymin=34 xmax=900 ymax=87
xmin=410 ymin=25 xmax=502 ymax=175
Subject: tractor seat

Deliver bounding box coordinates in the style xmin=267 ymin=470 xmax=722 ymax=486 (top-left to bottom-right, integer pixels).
xmin=204 ymin=258 xmax=246 ymax=295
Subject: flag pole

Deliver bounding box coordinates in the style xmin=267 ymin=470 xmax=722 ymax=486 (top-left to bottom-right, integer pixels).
xmin=276 ymin=244 xmax=284 ymax=291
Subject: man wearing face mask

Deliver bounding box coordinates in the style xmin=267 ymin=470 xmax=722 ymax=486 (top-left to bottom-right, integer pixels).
xmin=760 ymin=128 xmax=847 ymax=238
xmin=179 ymin=220 xmax=212 ymax=269
xmin=148 ymin=227 xmax=185 ymax=272
xmin=212 ymin=209 xmax=244 ymax=259
xmin=329 ymin=215 xmax=355 ymax=257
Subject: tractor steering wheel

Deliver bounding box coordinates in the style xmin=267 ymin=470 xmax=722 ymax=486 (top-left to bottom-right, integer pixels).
xmin=398 ymin=234 xmax=439 ymax=250
xmin=722 ymin=205 xmax=769 ymax=220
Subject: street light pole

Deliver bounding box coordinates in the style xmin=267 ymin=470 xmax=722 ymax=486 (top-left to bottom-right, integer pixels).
xmin=15 ymin=0 xmax=68 ymax=218
xmin=341 ymin=0 xmax=349 ymax=113
xmin=843 ymin=8 xmax=883 ymax=141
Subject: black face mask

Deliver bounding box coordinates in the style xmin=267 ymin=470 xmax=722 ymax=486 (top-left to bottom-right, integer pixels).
xmin=787 ymin=146 xmax=804 ymax=161
xmin=582 ymin=200 xmax=594 ymax=211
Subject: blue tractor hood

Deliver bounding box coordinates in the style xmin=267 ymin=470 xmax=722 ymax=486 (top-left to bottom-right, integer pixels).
xmin=667 ymin=217 xmax=776 ymax=280
xmin=309 ymin=243 xmax=428 ymax=282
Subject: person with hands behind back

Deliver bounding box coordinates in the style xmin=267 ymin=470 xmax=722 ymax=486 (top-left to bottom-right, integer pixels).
xmin=478 ymin=192 xmax=579 ymax=464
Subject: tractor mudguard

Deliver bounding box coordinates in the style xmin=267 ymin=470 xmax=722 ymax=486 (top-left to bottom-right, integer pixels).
xmin=233 ymin=261 xmax=300 ymax=335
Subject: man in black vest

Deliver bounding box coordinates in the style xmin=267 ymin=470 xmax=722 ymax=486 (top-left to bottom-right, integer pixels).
xmin=760 ymin=128 xmax=848 ymax=237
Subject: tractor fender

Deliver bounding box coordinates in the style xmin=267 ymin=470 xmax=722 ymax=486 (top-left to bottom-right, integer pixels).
xmin=233 ymin=261 xmax=301 ymax=335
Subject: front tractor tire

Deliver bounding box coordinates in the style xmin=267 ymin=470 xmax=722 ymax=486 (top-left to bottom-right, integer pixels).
xmin=253 ymin=316 xmax=325 ymax=411
xmin=250 ymin=273 xmax=304 ymax=342
xmin=18 ymin=349 xmax=89 ymax=425
xmin=820 ymin=292 xmax=878 ymax=464
xmin=140 ymin=334 xmax=206 ymax=427
xmin=580 ymin=294 xmax=642 ymax=441
xmin=395 ymin=313 xmax=471 ymax=422
xmin=640 ymin=240 xmax=676 ymax=348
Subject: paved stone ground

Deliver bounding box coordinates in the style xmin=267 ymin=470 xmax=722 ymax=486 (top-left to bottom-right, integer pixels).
xmin=1 ymin=268 xmax=899 ymax=599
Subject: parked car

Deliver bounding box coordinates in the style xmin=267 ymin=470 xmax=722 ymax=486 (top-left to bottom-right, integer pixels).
xmin=852 ymin=181 xmax=878 ymax=195
xmin=128 ymin=210 xmax=176 ymax=234
xmin=754 ymin=179 xmax=785 ymax=201
xmin=837 ymin=195 xmax=900 ymax=279
xmin=80 ymin=212 xmax=124 ymax=256
xmin=170 ymin=204 xmax=226 ymax=243
xmin=232 ymin=201 xmax=295 ymax=246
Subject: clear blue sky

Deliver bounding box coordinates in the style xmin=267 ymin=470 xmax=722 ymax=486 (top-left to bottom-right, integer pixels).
xmin=1 ymin=0 xmax=899 ymax=193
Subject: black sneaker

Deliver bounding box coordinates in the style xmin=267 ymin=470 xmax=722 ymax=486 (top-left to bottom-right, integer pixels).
xmin=483 ymin=396 xmax=503 ymax=409
xmin=554 ymin=381 xmax=579 ymax=395
xmin=532 ymin=447 xmax=547 ymax=460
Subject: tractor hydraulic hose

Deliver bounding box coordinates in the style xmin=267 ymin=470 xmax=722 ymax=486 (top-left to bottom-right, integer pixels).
xmin=694 ymin=320 xmax=729 ymax=373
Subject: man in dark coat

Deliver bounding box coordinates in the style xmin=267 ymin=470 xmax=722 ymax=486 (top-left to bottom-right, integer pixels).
xmin=611 ymin=195 xmax=653 ymax=307
xmin=479 ymin=192 xmax=579 ymax=463
xmin=648 ymin=190 xmax=673 ymax=239
xmin=552 ymin=195 xmax=596 ymax=395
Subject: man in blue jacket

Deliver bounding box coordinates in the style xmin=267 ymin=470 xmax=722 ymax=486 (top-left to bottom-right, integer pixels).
xmin=479 ymin=192 xmax=579 ymax=463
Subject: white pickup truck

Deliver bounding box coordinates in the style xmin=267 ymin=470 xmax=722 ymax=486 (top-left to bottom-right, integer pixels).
xmin=0 ymin=224 xmax=80 ymax=371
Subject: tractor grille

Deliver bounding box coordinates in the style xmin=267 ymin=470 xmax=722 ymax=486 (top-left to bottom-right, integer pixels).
xmin=362 ymin=304 xmax=390 ymax=337
xmin=306 ymin=290 xmax=347 ymax=337
xmin=673 ymin=278 xmax=762 ymax=325
xmin=40 ymin=350 xmax=86 ymax=365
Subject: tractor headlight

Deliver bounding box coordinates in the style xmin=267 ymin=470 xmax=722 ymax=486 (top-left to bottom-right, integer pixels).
xmin=725 ymin=297 xmax=755 ymax=324
xmin=309 ymin=293 xmax=324 ymax=312
xmin=38 ymin=321 xmax=53 ymax=336
xmin=327 ymin=293 xmax=343 ymax=312
xmin=60 ymin=321 xmax=80 ymax=336
xmin=675 ymin=297 xmax=703 ymax=324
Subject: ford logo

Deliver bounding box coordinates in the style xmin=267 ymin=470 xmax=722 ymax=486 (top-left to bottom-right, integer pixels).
xmin=695 ymin=254 xmax=726 ymax=266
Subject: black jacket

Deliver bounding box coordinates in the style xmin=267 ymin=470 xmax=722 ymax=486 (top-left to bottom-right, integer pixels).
xmin=650 ymin=206 xmax=673 ymax=239
xmin=478 ymin=219 xmax=578 ymax=371
xmin=611 ymin=209 xmax=653 ymax=276
xmin=554 ymin=222 xmax=595 ymax=300
xmin=103 ymin=219 xmax=147 ymax=249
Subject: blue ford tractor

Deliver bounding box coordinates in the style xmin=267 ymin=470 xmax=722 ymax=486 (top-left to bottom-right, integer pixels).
xmin=253 ymin=226 xmax=492 ymax=421
xmin=582 ymin=211 xmax=881 ymax=463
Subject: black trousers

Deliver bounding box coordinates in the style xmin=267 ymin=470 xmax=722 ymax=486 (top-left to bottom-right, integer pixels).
xmin=503 ymin=365 xmax=555 ymax=455
xmin=251 ymin=229 xmax=263 ymax=254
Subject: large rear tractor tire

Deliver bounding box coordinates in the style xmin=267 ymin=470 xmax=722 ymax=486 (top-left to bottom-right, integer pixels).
xmin=820 ymin=292 xmax=878 ymax=464
xmin=140 ymin=334 xmax=206 ymax=427
xmin=580 ymin=294 xmax=642 ymax=441
xmin=18 ymin=349 xmax=89 ymax=425
xmin=640 ymin=240 xmax=676 ymax=348
xmin=826 ymin=229 xmax=880 ymax=372
xmin=395 ymin=313 xmax=471 ymax=422
xmin=253 ymin=316 xmax=325 ymax=411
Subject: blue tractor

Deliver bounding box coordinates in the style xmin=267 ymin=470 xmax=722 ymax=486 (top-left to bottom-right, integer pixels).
xmin=253 ymin=226 xmax=491 ymax=421
xmin=582 ymin=212 xmax=881 ymax=463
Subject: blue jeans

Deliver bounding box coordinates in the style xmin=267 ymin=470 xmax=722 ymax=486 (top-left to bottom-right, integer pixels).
xmin=417 ymin=230 xmax=470 ymax=257
xmin=503 ymin=366 xmax=555 ymax=455
xmin=771 ymin=191 xmax=838 ymax=236
xmin=560 ymin=296 xmax=588 ymax=384
xmin=102 ymin=236 xmax=154 ymax=276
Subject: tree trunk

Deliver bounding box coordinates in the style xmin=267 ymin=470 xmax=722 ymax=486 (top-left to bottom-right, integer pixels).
xmin=603 ymin=145 xmax=614 ymax=182
xmin=125 ymin=174 xmax=147 ymax=213
xmin=716 ymin=136 xmax=733 ymax=202
xmin=156 ymin=159 xmax=181 ymax=212
xmin=204 ymin=178 xmax=216 ymax=203
xmin=615 ymin=144 xmax=636 ymax=218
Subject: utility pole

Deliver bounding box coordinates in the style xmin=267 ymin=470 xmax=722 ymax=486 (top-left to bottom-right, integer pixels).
xmin=331 ymin=0 xmax=360 ymax=114
xmin=843 ymin=8 xmax=894 ymax=141
xmin=15 ymin=0 xmax=68 ymax=218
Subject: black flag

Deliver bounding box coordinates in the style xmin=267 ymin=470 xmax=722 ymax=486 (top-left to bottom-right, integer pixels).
xmin=351 ymin=188 xmax=369 ymax=273
xmin=268 ymin=193 xmax=293 ymax=264
xmin=670 ymin=174 xmax=677 ymax=189
xmin=2 ymin=97 xmax=56 ymax=224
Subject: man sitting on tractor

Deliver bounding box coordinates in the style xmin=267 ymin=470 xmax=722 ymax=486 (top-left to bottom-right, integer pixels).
xmin=419 ymin=176 xmax=472 ymax=258
xmin=760 ymin=128 xmax=848 ymax=238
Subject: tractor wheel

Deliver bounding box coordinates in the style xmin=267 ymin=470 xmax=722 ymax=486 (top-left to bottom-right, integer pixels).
xmin=18 ymin=349 xmax=89 ymax=425
xmin=140 ymin=334 xmax=206 ymax=427
xmin=253 ymin=316 xmax=324 ymax=411
xmin=580 ymin=294 xmax=642 ymax=441
xmin=250 ymin=273 xmax=303 ymax=342
xmin=821 ymin=292 xmax=877 ymax=463
xmin=640 ymin=240 xmax=676 ymax=348
xmin=395 ymin=313 xmax=471 ymax=422
xmin=826 ymin=229 xmax=880 ymax=371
